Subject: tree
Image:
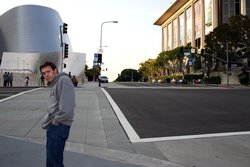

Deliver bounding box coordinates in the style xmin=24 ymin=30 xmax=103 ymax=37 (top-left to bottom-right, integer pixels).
xmin=139 ymin=59 xmax=159 ymax=81
xmin=116 ymin=69 xmax=141 ymax=82
xmin=85 ymin=66 xmax=99 ymax=81
xmin=204 ymin=14 xmax=250 ymax=70
xmin=157 ymin=46 xmax=192 ymax=75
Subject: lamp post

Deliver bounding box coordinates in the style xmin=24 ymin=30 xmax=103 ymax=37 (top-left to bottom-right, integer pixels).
xmin=98 ymin=21 xmax=118 ymax=86
xmin=226 ymin=42 xmax=229 ymax=87
xmin=100 ymin=21 xmax=118 ymax=50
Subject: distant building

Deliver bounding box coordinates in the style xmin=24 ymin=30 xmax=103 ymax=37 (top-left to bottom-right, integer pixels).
xmin=0 ymin=5 xmax=86 ymax=76
xmin=154 ymin=0 xmax=250 ymax=51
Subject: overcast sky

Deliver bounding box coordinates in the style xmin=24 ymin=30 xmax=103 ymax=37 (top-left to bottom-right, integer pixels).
xmin=0 ymin=0 xmax=173 ymax=81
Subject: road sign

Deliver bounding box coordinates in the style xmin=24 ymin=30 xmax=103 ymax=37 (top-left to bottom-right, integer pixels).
xmin=184 ymin=52 xmax=191 ymax=56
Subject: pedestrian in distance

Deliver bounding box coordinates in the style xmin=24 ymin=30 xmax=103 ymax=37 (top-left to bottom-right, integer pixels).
xmin=3 ymin=72 xmax=8 ymax=87
xmin=9 ymin=73 xmax=13 ymax=87
xmin=25 ymin=76 xmax=29 ymax=86
xmin=40 ymin=61 xmax=75 ymax=167
xmin=6 ymin=72 xmax=10 ymax=86
xmin=40 ymin=75 xmax=45 ymax=87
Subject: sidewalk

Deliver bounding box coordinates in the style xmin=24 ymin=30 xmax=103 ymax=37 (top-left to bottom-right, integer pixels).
xmin=0 ymin=82 xmax=249 ymax=167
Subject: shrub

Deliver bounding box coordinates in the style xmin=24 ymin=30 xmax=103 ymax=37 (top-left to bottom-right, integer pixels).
xmin=205 ymin=76 xmax=221 ymax=84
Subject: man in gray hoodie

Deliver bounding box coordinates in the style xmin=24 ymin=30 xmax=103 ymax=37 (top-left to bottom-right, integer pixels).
xmin=40 ymin=61 xmax=75 ymax=167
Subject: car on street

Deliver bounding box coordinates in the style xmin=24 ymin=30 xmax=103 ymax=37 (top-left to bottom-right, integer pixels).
xmin=99 ymin=75 xmax=109 ymax=83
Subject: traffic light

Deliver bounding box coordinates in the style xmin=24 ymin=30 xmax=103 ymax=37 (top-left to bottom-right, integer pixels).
xmin=64 ymin=43 xmax=69 ymax=58
xmin=97 ymin=53 xmax=102 ymax=63
xmin=63 ymin=23 xmax=68 ymax=33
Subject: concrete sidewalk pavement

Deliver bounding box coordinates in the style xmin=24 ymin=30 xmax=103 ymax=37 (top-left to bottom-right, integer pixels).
xmin=0 ymin=82 xmax=249 ymax=167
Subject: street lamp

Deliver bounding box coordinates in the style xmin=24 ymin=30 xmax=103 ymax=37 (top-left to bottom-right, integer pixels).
xmin=98 ymin=21 xmax=118 ymax=86
xmin=100 ymin=21 xmax=118 ymax=50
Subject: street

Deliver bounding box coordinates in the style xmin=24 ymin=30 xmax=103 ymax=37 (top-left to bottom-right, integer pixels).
xmin=104 ymin=87 xmax=250 ymax=139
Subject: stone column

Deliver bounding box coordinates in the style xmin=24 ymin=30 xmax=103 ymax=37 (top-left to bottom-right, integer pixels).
xmin=212 ymin=0 xmax=218 ymax=29
xmin=201 ymin=0 xmax=205 ymax=49
xmin=241 ymin=0 xmax=246 ymax=15
xmin=177 ymin=17 xmax=180 ymax=47
xmin=191 ymin=3 xmax=195 ymax=47
xmin=184 ymin=11 xmax=187 ymax=46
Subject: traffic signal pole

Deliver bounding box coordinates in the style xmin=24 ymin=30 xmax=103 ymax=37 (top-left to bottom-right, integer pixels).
xmin=59 ymin=23 xmax=68 ymax=72
xmin=59 ymin=25 xmax=64 ymax=72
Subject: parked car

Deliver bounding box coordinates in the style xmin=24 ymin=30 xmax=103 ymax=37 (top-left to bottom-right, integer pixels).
xmin=99 ymin=75 xmax=109 ymax=83
xmin=176 ymin=79 xmax=188 ymax=84
xmin=193 ymin=79 xmax=202 ymax=84
xmin=170 ymin=78 xmax=176 ymax=83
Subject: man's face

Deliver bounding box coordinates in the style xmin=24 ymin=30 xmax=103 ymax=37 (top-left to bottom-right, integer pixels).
xmin=41 ymin=66 xmax=58 ymax=82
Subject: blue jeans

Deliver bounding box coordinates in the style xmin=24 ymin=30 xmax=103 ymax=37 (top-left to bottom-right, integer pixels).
xmin=46 ymin=123 xmax=70 ymax=167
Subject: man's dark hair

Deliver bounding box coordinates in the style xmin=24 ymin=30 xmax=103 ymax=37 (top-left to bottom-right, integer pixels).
xmin=40 ymin=61 xmax=58 ymax=72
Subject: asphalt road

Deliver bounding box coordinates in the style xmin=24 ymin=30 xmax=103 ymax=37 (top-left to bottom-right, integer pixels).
xmin=105 ymin=88 xmax=250 ymax=138
xmin=0 ymin=87 xmax=39 ymax=100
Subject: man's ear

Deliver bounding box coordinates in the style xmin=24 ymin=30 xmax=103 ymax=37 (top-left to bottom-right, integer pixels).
xmin=54 ymin=68 xmax=59 ymax=74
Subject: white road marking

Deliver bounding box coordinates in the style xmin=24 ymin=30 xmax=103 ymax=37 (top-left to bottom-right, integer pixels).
xmin=137 ymin=131 xmax=250 ymax=143
xmin=0 ymin=88 xmax=42 ymax=103
xmin=101 ymin=88 xmax=140 ymax=142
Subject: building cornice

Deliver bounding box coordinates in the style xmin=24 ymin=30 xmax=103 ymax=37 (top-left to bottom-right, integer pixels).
xmin=154 ymin=0 xmax=190 ymax=26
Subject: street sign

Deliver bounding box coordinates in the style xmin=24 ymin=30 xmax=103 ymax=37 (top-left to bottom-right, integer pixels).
xmin=184 ymin=52 xmax=191 ymax=56
xmin=188 ymin=57 xmax=193 ymax=62
xmin=191 ymin=48 xmax=196 ymax=53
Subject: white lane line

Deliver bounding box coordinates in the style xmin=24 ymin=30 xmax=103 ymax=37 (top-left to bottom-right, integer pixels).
xmin=102 ymin=88 xmax=250 ymax=143
xmin=137 ymin=131 xmax=250 ymax=143
xmin=0 ymin=88 xmax=42 ymax=103
xmin=101 ymin=88 xmax=140 ymax=142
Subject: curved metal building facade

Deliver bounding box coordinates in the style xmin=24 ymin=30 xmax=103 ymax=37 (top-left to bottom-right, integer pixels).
xmin=0 ymin=5 xmax=85 ymax=77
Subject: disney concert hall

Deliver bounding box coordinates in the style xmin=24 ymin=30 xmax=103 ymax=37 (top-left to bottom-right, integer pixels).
xmin=0 ymin=5 xmax=86 ymax=86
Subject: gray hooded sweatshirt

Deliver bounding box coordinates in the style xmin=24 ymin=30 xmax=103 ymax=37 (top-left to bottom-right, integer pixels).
xmin=41 ymin=72 xmax=75 ymax=129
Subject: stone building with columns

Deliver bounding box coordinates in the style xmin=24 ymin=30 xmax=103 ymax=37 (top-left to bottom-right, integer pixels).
xmin=154 ymin=0 xmax=249 ymax=51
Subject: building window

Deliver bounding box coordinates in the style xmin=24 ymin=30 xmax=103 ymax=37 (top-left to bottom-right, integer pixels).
xmin=195 ymin=38 xmax=201 ymax=48
xmin=163 ymin=26 xmax=167 ymax=51
xmin=205 ymin=0 xmax=213 ymax=35
xmin=179 ymin=13 xmax=185 ymax=46
xmin=235 ymin=0 xmax=240 ymax=15
xmin=186 ymin=7 xmax=192 ymax=43
xmin=247 ymin=0 xmax=250 ymax=16
xmin=223 ymin=0 xmax=229 ymax=23
xmin=173 ymin=18 xmax=178 ymax=48
xmin=194 ymin=0 xmax=201 ymax=39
